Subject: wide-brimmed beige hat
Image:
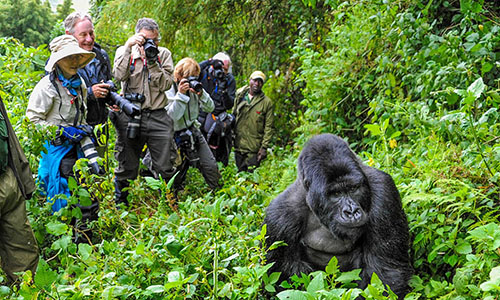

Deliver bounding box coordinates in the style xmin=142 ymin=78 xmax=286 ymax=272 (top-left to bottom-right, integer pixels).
xmin=45 ymin=35 xmax=95 ymax=72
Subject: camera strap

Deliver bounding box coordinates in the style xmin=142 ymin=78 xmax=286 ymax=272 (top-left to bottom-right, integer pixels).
xmin=50 ymin=71 xmax=84 ymax=127
xmin=182 ymin=94 xmax=192 ymax=130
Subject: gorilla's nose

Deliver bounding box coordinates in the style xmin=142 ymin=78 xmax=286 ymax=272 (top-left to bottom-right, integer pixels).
xmin=341 ymin=204 xmax=367 ymax=226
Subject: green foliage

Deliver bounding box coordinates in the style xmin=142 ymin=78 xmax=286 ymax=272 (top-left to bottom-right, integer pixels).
xmin=56 ymin=0 xmax=74 ymax=22
xmin=0 ymin=0 xmax=56 ymax=47
xmin=92 ymin=0 xmax=333 ymax=143
xmin=1 ymin=0 xmax=500 ymax=299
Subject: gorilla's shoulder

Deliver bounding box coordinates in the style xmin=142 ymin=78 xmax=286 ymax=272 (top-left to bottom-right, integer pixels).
xmin=362 ymin=165 xmax=399 ymax=195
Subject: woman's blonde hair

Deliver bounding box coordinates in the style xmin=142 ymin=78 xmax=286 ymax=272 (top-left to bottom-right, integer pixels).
xmin=174 ymin=58 xmax=200 ymax=82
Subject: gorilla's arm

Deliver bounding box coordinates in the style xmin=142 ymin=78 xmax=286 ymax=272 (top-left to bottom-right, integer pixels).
xmin=264 ymin=180 xmax=313 ymax=279
xmin=359 ymin=167 xmax=413 ymax=297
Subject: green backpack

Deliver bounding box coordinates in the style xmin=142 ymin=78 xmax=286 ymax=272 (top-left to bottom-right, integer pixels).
xmin=0 ymin=110 xmax=9 ymax=174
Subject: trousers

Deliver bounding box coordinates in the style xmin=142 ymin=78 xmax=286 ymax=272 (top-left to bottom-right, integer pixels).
xmin=111 ymin=109 xmax=175 ymax=204
xmin=174 ymin=126 xmax=221 ymax=190
xmin=0 ymin=167 xmax=39 ymax=284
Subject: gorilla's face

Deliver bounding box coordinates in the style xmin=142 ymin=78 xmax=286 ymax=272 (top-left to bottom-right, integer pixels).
xmin=300 ymin=135 xmax=370 ymax=240
xmin=306 ymin=168 xmax=370 ymax=240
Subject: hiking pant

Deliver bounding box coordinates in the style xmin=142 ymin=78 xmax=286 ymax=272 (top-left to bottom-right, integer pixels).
xmin=111 ymin=109 xmax=175 ymax=205
xmin=235 ymin=151 xmax=260 ymax=172
xmin=174 ymin=127 xmax=221 ymax=190
xmin=0 ymin=167 xmax=39 ymax=284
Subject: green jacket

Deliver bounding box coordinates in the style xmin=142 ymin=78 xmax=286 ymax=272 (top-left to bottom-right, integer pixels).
xmin=233 ymin=85 xmax=274 ymax=154
xmin=0 ymin=97 xmax=36 ymax=199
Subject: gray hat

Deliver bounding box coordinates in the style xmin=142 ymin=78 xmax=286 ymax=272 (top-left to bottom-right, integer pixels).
xmin=45 ymin=35 xmax=95 ymax=72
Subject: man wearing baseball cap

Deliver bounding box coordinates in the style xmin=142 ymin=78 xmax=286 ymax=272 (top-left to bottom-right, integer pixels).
xmin=232 ymin=71 xmax=274 ymax=172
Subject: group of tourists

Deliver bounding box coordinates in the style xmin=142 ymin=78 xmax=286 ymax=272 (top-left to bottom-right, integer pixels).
xmin=0 ymin=13 xmax=273 ymax=284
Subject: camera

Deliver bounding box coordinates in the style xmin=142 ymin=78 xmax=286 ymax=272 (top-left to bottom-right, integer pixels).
xmin=124 ymin=93 xmax=145 ymax=103
xmin=175 ymin=129 xmax=200 ymax=166
xmin=102 ymin=81 xmax=145 ymax=139
xmin=53 ymin=126 xmax=103 ymax=175
xmin=103 ymin=81 xmax=141 ymax=117
xmin=80 ymin=135 xmax=103 ymax=175
xmin=143 ymin=38 xmax=159 ymax=61
xmin=123 ymin=94 xmax=145 ymax=139
xmin=187 ymin=76 xmax=203 ymax=93
xmin=211 ymin=59 xmax=225 ymax=80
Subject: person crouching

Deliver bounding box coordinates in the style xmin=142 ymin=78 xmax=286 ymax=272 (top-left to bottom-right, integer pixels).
xmin=166 ymin=58 xmax=221 ymax=192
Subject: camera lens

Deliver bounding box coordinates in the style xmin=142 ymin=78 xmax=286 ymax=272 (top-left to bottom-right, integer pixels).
xmin=143 ymin=38 xmax=159 ymax=60
xmin=187 ymin=76 xmax=203 ymax=93
xmin=127 ymin=116 xmax=141 ymax=139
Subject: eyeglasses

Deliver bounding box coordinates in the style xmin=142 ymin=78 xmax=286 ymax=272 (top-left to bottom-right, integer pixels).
xmin=66 ymin=54 xmax=84 ymax=61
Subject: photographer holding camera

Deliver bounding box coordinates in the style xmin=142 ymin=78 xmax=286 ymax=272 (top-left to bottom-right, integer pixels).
xmin=64 ymin=12 xmax=113 ymax=128
xmin=112 ymin=18 xmax=175 ymax=206
xmin=27 ymin=35 xmax=101 ymax=242
xmin=198 ymin=52 xmax=236 ymax=166
xmin=165 ymin=58 xmax=221 ymax=191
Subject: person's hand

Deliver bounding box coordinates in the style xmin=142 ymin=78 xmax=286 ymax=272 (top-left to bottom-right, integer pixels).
xmin=59 ymin=126 xmax=87 ymax=143
xmin=178 ymin=79 xmax=190 ymax=95
xmin=125 ymin=33 xmax=146 ymax=49
xmin=92 ymin=83 xmax=111 ymax=99
xmin=77 ymin=124 xmax=94 ymax=135
xmin=257 ymin=148 xmax=267 ymax=162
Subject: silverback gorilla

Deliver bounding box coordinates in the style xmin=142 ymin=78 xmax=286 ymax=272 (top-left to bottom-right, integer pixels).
xmin=264 ymin=134 xmax=412 ymax=298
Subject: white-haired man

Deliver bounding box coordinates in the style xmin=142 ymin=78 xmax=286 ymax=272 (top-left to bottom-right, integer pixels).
xmin=64 ymin=12 xmax=113 ymax=127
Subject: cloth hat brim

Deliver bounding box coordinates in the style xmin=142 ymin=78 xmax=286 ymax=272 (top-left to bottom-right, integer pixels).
xmin=249 ymin=71 xmax=266 ymax=83
xmin=45 ymin=46 xmax=95 ymax=72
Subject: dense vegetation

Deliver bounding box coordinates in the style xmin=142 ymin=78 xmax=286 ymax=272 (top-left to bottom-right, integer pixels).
xmin=0 ymin=0 xmax=499 ymax=299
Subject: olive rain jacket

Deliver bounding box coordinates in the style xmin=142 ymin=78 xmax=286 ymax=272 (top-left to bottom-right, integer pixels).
xmin=233 ymin=85 xmax=274 ymax=154
xmin=113 ymin=44 xmax=174 ymax=110
xmin=0 ymin=97 xmax=36 ymax=199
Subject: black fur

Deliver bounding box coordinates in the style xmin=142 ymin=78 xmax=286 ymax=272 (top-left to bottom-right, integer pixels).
xmin=263 ymin=134 xmax=412 ymax=298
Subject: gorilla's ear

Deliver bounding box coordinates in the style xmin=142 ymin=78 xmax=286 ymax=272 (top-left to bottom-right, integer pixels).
xmin=303 ymin=178 xmax=311 ymax=191
xmin=298 ymin=154 xmax=310 ymax=190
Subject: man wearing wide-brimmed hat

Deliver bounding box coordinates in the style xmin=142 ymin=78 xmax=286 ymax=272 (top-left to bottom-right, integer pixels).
xmin=233 ymin=71 xmax=274 ymax=172
xmin=26 ymin=35 xmax=100 ymax=243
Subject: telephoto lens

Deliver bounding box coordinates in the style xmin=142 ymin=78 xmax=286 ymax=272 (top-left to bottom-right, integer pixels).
xmin=80 ymin=136 xmax=103 ymax=175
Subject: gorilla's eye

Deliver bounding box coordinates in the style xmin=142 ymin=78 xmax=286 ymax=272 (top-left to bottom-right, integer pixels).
xmin=329 ymin=190 xmax=342 ymax=197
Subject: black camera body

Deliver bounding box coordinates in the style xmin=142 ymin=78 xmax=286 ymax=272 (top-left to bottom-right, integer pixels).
xmin=103 ymin=81 xmax=141 ymax=117
xmin=187 ymin=76 xmax=203 ymax=93
xmin=143 ymin=38 xmax=159 ymax=61
xmin=175 ymin=129 xmax=200 ymax=166
xmin=123 ymin=94 xmax=145 ymax=139
xmin=102 ymin=81 xmax=145 ymax=139
xmin=210 ymin=59 xmax=225 ymax=80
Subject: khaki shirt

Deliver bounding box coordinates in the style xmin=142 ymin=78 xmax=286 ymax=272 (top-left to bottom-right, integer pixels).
xmin=233 ymin=85 xmax=274 ymax=154
xmin=26 ymin=75 xmax=88 ymax=127
xmin=113 ymin=45 xmax=174 ymax=110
